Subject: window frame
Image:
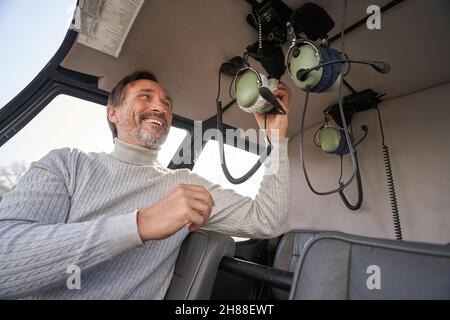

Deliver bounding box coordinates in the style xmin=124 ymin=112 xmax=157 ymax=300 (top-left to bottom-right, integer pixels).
xmin=193 ymin=114 xmax=269 ymax=167
xmin=189 ymin=111 xmax=269 ymax=244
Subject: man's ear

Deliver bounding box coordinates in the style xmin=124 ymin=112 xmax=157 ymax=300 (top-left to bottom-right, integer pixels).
xmin=107 ymin=106 xmax=119 ymax=124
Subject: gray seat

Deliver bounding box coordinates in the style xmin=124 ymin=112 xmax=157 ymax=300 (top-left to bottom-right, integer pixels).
xmin=165 ymin=229 xmax=235 ymax=300
xmin=288 ymin=232 xmax=450 ymax=300
xmin=272 ymin=230 xmax=320 ymax=299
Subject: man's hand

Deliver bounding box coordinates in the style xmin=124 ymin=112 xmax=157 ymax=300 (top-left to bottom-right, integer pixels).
xmin=137 ymin=184 xmax=214 ymax=241
xmin=254 ymin=82 xmax=291 ymax=139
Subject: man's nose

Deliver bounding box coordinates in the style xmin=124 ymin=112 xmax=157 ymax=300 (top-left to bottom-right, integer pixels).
xmin=150 ymin=100 xmax=167 ymax=115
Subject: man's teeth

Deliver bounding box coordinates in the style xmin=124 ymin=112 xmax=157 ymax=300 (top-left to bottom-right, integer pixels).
xmin=143 ymin=119 xmax=163 ymax=126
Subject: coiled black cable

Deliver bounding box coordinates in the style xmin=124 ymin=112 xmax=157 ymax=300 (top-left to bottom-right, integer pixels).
xmin=375 ymin=106 xmax=403 ymax=240
xmin=383 ymin=145 xmax=402 ymax=240
xmin=216 ymin=69 xmax=272 ymax=184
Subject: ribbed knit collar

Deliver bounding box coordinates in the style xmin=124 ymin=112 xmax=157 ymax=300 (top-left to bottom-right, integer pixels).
xmin=111 ymin=138 xmax=159 ymax=166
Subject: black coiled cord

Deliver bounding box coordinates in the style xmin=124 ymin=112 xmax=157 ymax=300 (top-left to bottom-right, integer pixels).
xmin=376 ymin=107 xmax=403 ymax=240
xmin=382 ymin=145 xmax=402 ymax=240
xmin=216 ymin=67 xmax=272 ymax=184
xmin=216 ymin=101 xmax=272 ymax=184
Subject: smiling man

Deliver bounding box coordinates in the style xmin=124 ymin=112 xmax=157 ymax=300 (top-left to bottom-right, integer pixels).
xmin=106 ymin=72 xmax=173 ymax=150
xmin=0 ymin=70 xmax=291 ymax=299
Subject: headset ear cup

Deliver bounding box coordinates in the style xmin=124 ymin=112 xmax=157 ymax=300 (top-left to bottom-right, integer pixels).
xmin=319 ymin=126 xmax=341 ymax=153
xmin=335 ymin=130 xmax=346 ymax=155
xmin=322 ymin=46 xmax=344 ymax=92
xmin=312 ymin=45 xmax=333 ymax=93
xmin=335 ymin=129 xmax=352 ymax=156
xmin=326 ymin=48 xmax=344 ymax=90
xmin=311 ymin=46 xmax=345 ymax=93
xmin=235 ymin=69 xmax=260 ymax=111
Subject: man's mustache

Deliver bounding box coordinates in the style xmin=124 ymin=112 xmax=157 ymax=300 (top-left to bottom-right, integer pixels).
xmin=138 ymin=112 xmax=168 ymax=128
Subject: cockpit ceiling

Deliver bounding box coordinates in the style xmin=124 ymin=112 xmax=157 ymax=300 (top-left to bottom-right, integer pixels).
xmin=61 ymin=0 xmax=450 ymax=137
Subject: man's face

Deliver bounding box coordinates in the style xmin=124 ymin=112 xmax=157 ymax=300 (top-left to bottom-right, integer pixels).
xmin=108 ymin=80 xmax=173 ymax=149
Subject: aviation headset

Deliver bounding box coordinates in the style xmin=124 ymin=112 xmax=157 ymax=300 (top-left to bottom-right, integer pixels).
xmin=233 ymin=61 xmax=286 ymax=115
xmin=285 ymin=38 xmax=347 ymax=93
xmin=284 ymin=37 xmax=351 ymax=155
xmin=314 ymin=123 xmax=352 ymax=156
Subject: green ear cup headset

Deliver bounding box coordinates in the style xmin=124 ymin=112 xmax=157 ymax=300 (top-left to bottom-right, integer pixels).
xmin=233 ymin=9 xmax=286 ymax=115
xmin=314 ymin=122 xmax=353 ymax=156
xmin=284 ymin=18 xmax=359 ymax=197
xmin=285 ymin=38 xmax=346 ymax=93
xmin=233 ymin=65 xmax=286 ymax=115
xmin=216 ymin=55 xmax=280 ymax=185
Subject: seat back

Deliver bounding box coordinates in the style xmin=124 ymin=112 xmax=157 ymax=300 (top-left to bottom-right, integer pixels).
xmin=289 ymin=232 xmax=450 ymax=300
xmin=165 ymin=229 xmax=235 ymax=300
xmin=272 ymin=230 xmax=319 ymax=299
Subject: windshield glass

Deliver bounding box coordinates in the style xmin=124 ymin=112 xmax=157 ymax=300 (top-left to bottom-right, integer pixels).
xmin=0 ymin=95 xmax=188 ymax=170
xmin=193 ymin=140 xmax=265 ymax=199
xmin=0 ymin=0 xmax=77 ymax=109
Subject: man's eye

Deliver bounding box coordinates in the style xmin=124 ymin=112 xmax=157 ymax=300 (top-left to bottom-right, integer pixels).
xmin=141 ymin=94 xmax=150 ymax=100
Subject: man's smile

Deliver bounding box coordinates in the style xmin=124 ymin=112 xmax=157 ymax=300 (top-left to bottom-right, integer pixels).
xmin=139 ymin=113 xmax=167 ymax=129
xmin=143 ymin=118 xmax=163 ymax=127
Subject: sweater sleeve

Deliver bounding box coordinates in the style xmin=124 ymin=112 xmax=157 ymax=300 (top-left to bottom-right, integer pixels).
xmin=187 ymin=138 xmax=290 ymax=239
xmin=0 ymin=150 xmax=143 ymax=299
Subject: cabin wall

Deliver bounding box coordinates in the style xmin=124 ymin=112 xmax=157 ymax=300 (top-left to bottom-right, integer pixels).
xmin=287 ymin=82 xmax=450 ymax=244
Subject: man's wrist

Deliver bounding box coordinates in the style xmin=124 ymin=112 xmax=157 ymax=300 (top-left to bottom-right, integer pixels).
xmin=136 ymin=209 xmax=148 ymax=242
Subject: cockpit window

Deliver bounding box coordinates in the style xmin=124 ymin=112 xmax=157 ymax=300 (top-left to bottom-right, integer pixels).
xmin=0 ymin=0 xmax=77 ymax=109
xmin=193 ymin=140 xmax=265 ymax=242
xmin=193 ymin=140 xmax=265 ymax=199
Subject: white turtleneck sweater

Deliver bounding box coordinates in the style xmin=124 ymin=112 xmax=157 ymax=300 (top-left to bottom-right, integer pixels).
xmin=0 ymin=138 xmax=290 ymax=299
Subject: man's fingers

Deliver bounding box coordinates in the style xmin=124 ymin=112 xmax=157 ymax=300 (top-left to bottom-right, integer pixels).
xmin=185 ymin=189 xmax=214 ymax=210
xmin=187 ymin=211 xmax=205 ymax=229
xmin=277 ymin=82 xmax=289 ymax=91
xmin=183 ymin=184 xmax=211 ymax=196
xmin=277 ymin=82 xmax=292 ymax=98
xmin=272 ymin=90 xmax=290 ymax=113
xmin=189 ymin=224 xmax=201 ymax=233
xmin=177 ymin=184 xmax=215 ymax=207
xmin=188 ymin=198 xmax=212 ymax=217
xmin=272 ymin=89 xmax=289 ymax=101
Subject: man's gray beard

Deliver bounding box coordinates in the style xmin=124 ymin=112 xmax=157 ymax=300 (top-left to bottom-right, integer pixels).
xmin=137 ymin=127 xmax=169 ymax=150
